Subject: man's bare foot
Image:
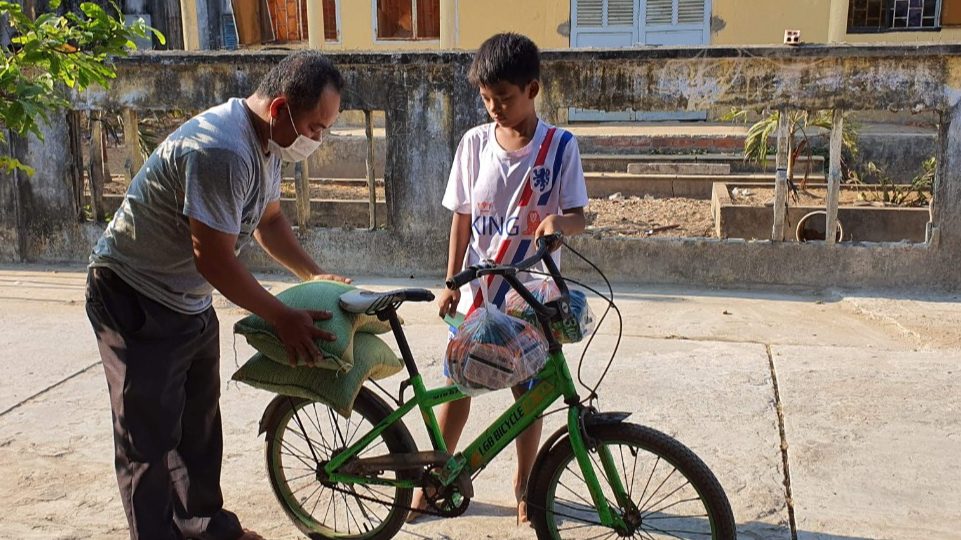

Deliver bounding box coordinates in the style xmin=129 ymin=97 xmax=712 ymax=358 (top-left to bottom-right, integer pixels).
xmin=405 ymin=490 xmax=430 ymax=523
xmin=238 ymin=530 xmax=266 ymax=540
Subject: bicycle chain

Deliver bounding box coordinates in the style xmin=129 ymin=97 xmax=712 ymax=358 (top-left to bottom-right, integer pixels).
xmin=320 ymin=478 xmax=468 ymax=520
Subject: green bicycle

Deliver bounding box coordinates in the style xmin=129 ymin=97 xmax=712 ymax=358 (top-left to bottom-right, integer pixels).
xmin=258 ymin=234 xmax=737 ymax=540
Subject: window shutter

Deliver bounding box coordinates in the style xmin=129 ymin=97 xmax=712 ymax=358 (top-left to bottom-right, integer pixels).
xmin=577 ymin=0 xmax=604 ymax=27
xmin=646 ymin=0 xmax=674 ymax=25
xmin=607 ymin=0 xmax=635 ymax=26
xmin=677 ymin=0 xmax=705 ymax=24
xmin=944 ymin=0 xmax=961 ymax=26
xmin=323 ymin=0 xmax=338 ymax=41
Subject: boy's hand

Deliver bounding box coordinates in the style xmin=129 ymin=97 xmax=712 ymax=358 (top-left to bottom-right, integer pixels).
xmin=272 ymin=307 xmax=338 ymax=368
xmin=535 ymin=209 xmax=586 ymax=251
xmin=535 ymin=215 xmax=564 ymax=251
xmin=438 ymin=288 xmax=461 ymax=319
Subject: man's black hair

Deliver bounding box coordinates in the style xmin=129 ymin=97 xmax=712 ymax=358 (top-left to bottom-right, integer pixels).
xmin=468 ymin=33 xmax=540 ymax=89
xmin=256 ymin=51 xmax=345 ymax=111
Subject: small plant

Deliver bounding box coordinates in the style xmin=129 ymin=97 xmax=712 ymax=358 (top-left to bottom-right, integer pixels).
xmin=847 ymin=157 xmax=934 ymax=207
xmin=723 ymin=108 xmax=859 ymax=191
xmin=0 ymin=0 xmax=164 ymax=175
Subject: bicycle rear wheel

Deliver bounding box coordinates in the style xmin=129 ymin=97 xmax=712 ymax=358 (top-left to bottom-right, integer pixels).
xmin=528 ymin=423 xmax=736 ymax=540
xmin=262 ymin=389 xmax=416 ymax=540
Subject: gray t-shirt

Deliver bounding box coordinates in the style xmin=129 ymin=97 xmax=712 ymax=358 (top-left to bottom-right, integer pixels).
xmin=90 ymin=98 xmax=282 ymax=314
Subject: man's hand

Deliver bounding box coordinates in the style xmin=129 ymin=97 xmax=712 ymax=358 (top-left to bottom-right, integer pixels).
xmin=309 ymin=273 xmax=353 ymax=284
xmin=271 ymin=307 xmax=337 ymax=367
xmin=438 ymin=288 xmax=461 ymax=319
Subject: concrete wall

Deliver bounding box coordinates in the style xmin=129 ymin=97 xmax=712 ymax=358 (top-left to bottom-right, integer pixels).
xmin=10 ymin=45 xmax=961 ymax=290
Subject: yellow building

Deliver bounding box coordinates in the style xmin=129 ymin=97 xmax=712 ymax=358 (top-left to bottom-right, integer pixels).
xmin=205 ymin=0 xmax=961 ymax=53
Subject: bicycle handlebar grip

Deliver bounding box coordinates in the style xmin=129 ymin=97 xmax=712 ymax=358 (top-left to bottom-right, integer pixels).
xmin=446 ymin=267 xmax=478 ymax=290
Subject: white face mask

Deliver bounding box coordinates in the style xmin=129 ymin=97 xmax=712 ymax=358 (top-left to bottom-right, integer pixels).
xmin=267 ymin=105 xmax=322 ymax=163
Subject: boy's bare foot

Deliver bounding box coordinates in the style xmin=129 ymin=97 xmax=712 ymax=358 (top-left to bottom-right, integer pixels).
xmin=405 ymin=490 xmax=430 ymax=523
xmin=517 ymin=499 xmax=530 ymax=525
xmin=238 ymin=530 xmax=266 ymax=540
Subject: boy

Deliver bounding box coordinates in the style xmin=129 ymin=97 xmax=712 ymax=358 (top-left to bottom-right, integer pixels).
xmin=411 ymin=33 xmax=589 ymax=523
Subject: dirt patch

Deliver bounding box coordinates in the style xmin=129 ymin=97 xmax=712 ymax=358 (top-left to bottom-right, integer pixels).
xmin=279 ymin=182 xmax=386 ymax=201
xmin=104 ymin=181 xmax=716 ymax=238
xmin=587 ymin=196 xmax=715 ymax=238
xmin=104 ymin=179 xmax=386 ymax=202
xmin=731 ymin=186 xmax=929 ymax=207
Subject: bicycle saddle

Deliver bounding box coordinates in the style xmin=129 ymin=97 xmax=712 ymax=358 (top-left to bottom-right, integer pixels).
xmin=339 ymin=288 xmax=435 ymax=316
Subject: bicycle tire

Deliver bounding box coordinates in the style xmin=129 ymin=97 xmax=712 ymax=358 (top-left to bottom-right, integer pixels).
xmin=528 ymin=423 xmax=736 ymax=540
xmin=263 ymin=389 xmax=417 ymax=540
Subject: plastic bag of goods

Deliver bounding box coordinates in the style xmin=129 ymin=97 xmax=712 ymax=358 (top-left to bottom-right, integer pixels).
xmin=504 ymin=278 xmax=596 ymax=344
xmin=446 ymin=305 xmax=548 ymax=396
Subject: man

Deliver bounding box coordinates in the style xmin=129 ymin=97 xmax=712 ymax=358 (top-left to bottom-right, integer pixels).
xmin=85 ymin=51 xmax=347 ymax=540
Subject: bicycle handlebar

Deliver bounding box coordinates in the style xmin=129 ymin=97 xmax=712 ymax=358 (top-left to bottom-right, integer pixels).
xmin=445 ymin=233 xmax=563 ymax=290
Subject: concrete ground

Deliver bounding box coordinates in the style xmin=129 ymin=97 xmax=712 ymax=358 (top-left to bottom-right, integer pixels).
xmin=1 ymin=265 xmax=959 ymax=540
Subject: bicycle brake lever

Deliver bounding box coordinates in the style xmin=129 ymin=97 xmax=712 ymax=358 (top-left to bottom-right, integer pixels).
xmin=398 ymin=379 xmax=412 ymax=404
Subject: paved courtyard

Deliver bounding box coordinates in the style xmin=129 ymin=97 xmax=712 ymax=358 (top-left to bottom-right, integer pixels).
xmin=1 ymin=265 xmax=959 ymax=540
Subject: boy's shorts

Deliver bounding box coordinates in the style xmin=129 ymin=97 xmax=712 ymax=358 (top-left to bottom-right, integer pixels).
xmin=443 ymin=325 xmax=538 ymax=391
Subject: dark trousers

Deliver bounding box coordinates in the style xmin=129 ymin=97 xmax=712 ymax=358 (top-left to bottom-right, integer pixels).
xmin=85 ymin=268 xmax=244 ymax=540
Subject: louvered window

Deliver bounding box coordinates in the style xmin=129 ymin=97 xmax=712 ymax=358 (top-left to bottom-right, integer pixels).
xmin=647 ymin=0 xmax=707 ymax=25
xmin=608 ymin=0 xmax=635 ymax=25
xmin=577 ymin=0 xmax=635 ymax=27
xmin=646 ymin=0 xmax=673 ymax=24
xmin=577 ymin=0 xmax=604 ymax=26
xmin=678 ymin=0 xmax=706 ymax=23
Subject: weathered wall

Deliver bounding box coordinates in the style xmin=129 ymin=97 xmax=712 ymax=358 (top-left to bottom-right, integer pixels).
xmin=9 ymin=45 xmax=961 ymax=290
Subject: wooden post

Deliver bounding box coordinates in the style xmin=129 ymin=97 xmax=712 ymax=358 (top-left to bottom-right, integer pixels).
xmin=294 ymin=160 xmax=311 ymax=229
xmin=365 ymin=110 xmax=377 ymax=230
xmin=123 ymin=108 xmax=144 ymax=185
xmin=772 ymin=110 xmax=791 ymax=241
xmin=88 ymin=113 xmax=106 ymax=222
xmin=826 ymin=109 xmax=844 ymax=245
xmin=180 ymin=0 xmax=201 ymax=51
xmin=66 ymin=111 xmax=86 ymax=222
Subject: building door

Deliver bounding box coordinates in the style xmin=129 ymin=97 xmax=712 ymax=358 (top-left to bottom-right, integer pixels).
xmin=570 ymin=0 xmax=711 ymax=122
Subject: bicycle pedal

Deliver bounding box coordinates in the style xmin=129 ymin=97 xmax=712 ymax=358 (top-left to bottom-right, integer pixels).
xmin=340 ymin=451 xmax=451 ymax=475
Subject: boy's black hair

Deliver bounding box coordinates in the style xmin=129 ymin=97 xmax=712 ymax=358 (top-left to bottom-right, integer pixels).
xmin=256 ymin=51 xmax=345 ymax=111
xmin=468 ymin=33 xmax=540 ymax=89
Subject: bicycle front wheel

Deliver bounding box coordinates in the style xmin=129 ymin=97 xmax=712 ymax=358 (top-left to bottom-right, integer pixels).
xmin=262 ymin=389 xmax=417 ymax=540
xmin=528 ymin=423 xmax=736 ymax=540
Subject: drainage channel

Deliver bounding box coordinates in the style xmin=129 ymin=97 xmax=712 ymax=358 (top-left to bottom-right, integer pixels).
xmin=0 ymin=361 xmax=102 ymax=420
xmin=766 ymin=344 xmax=798 ymax=540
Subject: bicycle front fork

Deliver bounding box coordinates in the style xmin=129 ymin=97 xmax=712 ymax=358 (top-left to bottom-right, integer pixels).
xmin=565 ymin=407 xmax=635 ymax=533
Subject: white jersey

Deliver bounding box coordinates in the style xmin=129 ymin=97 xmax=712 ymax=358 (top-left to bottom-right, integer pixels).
xmin=442 ymin=119 xmax=589 ymax=316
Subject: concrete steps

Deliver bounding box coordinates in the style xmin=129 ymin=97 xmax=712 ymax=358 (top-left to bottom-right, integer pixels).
xmin=585 ymin=172 xmax=826 ymax=199
xmin=581 ymin=153 xmax=825 ymax=175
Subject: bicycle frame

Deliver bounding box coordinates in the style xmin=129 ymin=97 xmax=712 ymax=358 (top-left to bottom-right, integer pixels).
xmin=316 ymin=243 xmax=633 ymax=530
xmin=317 ymin=311 xmax=631 ymax=531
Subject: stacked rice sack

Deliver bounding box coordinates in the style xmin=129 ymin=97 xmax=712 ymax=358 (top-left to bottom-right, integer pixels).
xmin=232 ymin=280 xmax=403 ymax=416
